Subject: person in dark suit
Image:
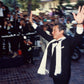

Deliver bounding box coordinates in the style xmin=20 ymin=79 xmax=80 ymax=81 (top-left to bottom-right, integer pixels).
xmin=18 ymin=19 xmax=35 ymax=64
xmin=30 ymin=6 xmax=84 ymax=84
xmin=0 ymin=1 xmax=4 ymax=26
xmin=0 ymin=1 xmax=9 ymax=27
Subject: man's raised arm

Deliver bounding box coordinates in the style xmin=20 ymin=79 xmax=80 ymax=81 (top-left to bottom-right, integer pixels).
xmin=29 ymin=12 xmax=53 ymax=41
xmin=73 ymin=6 xmax=84 ymax=34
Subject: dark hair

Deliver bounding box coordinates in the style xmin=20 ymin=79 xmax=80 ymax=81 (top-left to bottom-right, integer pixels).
xmin=53 ymin=23 xmax=66 ymax=31
xmin=20 ymin=18 xmax=25 ymax=21
xmin=0 ymin=1 xmax=3 ymax=5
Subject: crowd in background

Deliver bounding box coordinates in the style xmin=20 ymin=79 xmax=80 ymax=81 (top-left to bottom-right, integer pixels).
xmin=0 ymin=1 xmax=83 ymax=64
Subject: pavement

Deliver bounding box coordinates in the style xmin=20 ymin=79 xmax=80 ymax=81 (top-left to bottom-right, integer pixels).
xmin=0 ymin=52 xmax=84 ymax=84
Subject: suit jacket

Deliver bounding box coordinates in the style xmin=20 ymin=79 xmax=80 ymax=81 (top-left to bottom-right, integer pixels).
xmin=36 ymin=26 xmax=83 ymax=80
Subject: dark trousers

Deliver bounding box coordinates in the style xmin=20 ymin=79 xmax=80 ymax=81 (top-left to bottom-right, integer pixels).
xmin=2 ymin=38 xmax=9 ymax=55
xmin=10 ymin=36 xmax=19 ymax=52
xmin=20 ymin=37 xmax=34 ymax=63
xmin=0 ymin=17 xmax=4 ymax=26
xmin=53 ymin=78 xmax=69 ymax=84
xmin=0 ymin=37 xmax=2 ymax=57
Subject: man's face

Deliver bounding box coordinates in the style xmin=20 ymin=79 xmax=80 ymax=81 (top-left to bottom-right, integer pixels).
xmin=43 ymin=27 xmax=47 ymax=31
xmin=20 ymin=20 xmax=24 ymax=24
xmin=52 ymin=25 xmax=64 ymax=39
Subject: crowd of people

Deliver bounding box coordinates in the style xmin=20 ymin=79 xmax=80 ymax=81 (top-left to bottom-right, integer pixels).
xmin=0 ymin=1 xmax=83 ymax=63
xmin=0 ymin=1 xmax=37 ymax=64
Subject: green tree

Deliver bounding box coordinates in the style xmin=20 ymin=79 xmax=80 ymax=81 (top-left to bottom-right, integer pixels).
xmin=2 ymin=0 xmax=18 ymax=11
xmin=76 ymin=0 xmax=84 ymax=6
xmin=17 ymin=0 xmax=40 ymax=11
xmin=2 ymin=0 xmax=40 ymax=11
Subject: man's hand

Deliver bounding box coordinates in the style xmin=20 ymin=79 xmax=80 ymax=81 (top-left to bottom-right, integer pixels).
xmin=29 ymin=11 xmax=38 ymax=29
xmin=24 ymin=40 xmax=32 ymax=45
xmin=73 ymin=6 xmax=84 ymax=24
xmin=29 ymin=11 xmax=33 ymax=24
xmin=27 ymin=41 xmax=32 ymax=45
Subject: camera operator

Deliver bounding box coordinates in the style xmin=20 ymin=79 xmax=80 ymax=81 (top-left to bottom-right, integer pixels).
xmin=18 ymin=18 xmax=35 ymax=64
xmin=0 ymin=1 xmax=9 ymax=27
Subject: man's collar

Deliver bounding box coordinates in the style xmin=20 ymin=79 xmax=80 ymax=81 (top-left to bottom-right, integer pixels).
xmin=55 ymin=36 xmax=66 ymax=41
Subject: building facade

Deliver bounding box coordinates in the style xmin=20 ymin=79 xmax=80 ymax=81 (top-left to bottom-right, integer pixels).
xmin=39 ymin=0 xmax=59 ymax=11
xmin=39 ymin=0 xmax=78 ymax=12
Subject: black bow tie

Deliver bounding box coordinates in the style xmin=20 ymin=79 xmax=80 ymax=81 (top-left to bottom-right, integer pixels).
xmin=55 ymin=39 xmax=62 ymax=43
xmin=55 ymin=41 xmax=59 ymax=43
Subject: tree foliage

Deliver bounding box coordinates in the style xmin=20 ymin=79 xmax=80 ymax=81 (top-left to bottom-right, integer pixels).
xmin=2 ymin=0 xmax=19 ymax=11
xmin=17 ymin=0 xmax=40 ymax=11
xmin=2 ymin=0 xmax=40 ymax=11
xmin=76 ymin=0 xmax=84 ymax=7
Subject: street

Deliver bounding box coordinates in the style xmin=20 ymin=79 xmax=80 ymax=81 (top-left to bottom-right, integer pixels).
xmin=0 ymin=51 xmax=84 ymax=84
